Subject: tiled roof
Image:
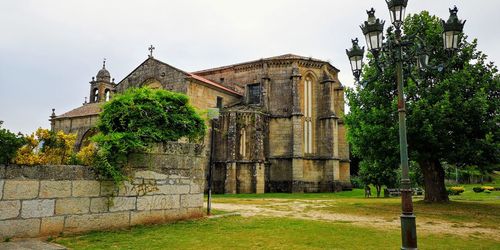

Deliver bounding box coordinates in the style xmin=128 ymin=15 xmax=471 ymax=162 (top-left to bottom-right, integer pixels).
xmin=188 ymin=73 xmax=242 ymax=96
xmin=55 ymin=102 xmax=102 ymax=119
xmin=192 ymin=54 xmax=337 ymax=74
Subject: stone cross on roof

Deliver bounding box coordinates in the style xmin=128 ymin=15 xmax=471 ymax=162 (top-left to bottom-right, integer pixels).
xmin=148 ymin=45 xmax=155 ymax=58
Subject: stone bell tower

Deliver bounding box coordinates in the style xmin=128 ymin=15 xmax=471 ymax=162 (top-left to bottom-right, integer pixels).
xmin=89 ymin=59 xmax=115 ymax=103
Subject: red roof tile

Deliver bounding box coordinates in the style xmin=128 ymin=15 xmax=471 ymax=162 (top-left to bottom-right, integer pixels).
xmin=188 ymin=73 xmax=242 ymax=96
xmin=55 ymin=102 xmax=102 ymax=119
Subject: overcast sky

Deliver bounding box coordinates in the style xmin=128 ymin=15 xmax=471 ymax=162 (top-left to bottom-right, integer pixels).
xmin=1 ymin=0 xmax=499 ymax=134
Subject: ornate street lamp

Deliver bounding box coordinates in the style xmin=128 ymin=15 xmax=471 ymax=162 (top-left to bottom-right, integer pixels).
xmin=347 ymin=2 xmax=465 ymax=249
xmin=386 ymin=0 xmax=408 ymax=27
xmin=346 ymin=38 xmax=365 ymax=82
xmin=442 ymin=6 xmax=466 ymax=50
xmin=416 ymin=53 xmax=429 ymax=70
xmin=360 ymin=8 xmax=385 ymax=53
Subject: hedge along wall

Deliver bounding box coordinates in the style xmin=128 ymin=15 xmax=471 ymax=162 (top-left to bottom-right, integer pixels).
xmin=0 ymin=142 xmax=207 ymax=239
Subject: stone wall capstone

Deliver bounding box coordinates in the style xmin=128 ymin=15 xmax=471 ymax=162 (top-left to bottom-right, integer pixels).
xmin=0 ymin=142 xmax=206 ymax=239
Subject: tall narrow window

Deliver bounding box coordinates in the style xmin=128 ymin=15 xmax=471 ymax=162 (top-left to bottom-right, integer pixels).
xmin=247 ymin=84 xmax=261 ymax=104
xmin=304 ymin=78 xmax=313 ymax=153
xmin=93 ymin=88 xmax=99 ymax=102
xmin=216 ymin=96 xmax=223 ymax=109
xmin=239 ymin=128 xmax=246 ymax=157
xmin=105 ymin=89 xmax=111 ymax=101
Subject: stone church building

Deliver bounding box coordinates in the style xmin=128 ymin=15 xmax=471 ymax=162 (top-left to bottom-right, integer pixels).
xmin=51 ymin=52 xmax=350 ymax=193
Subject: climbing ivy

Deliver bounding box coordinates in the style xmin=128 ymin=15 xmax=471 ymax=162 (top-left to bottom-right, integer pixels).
xmin=92 ymin=87 xmax=206 ymax=183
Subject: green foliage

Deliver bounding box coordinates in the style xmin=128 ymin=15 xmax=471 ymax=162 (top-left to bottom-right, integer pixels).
xmin=0 ymin=121 xmax=25 ymax=164
xmin=473 ymin=187 xmax=483 ymax=193
xmin=358 ymin=160 xmax=398 ymax=196
xmin=345 ymin=11 xmax=500 ymax=202
xmin=395 ymin=161 xmax=424 ymax=188
xmin=92 ymin=87 xmax=206 ymax=183
xmin=349 ymin=176 xmax=364 ymax=189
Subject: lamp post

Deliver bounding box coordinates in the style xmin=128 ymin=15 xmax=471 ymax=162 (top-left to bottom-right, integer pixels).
xmin=346 ymin=1 xmax=465 ymax=249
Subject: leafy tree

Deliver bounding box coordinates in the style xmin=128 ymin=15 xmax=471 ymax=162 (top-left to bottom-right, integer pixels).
xmin=358 ymin=161 xmax=398 ymax=197
xmin=0 ymin=121 xmax=25 ymax=164
xmin=346 ymin=11 xmax=499 ymax=202
xmin=93 ymin=87 xmax=206 ymax=183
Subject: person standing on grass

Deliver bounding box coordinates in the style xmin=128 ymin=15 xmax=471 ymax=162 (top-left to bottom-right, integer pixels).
xmin=364 ymin=185 xmax=371 ymax=198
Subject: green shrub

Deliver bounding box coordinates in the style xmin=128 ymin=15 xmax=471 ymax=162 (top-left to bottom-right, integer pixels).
xmin=0 ymin=121 xmax=25 ymax=164
xmin=473 ymin=187 xmax=484 ymax=193
xmin=350 ymin=176 xmax=364 ymax=189
xmin=447 ymin=186 xmax=465 ymax=195
xmin=92 ymin=87 xmax=206 ymax=183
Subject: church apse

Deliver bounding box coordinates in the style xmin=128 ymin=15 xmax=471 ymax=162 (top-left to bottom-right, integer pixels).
xmin=200 ymin=55 xmax=351 ymax=193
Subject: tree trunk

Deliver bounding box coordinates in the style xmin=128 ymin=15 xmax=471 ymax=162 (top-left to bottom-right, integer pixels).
xmin=419 ymin=159 xmax=449 ymax=202
xmin=376 ymin=185 xmax=381 ymax=198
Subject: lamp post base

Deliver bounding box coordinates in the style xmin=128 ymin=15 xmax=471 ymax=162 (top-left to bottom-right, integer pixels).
xmin=400 ymin=214 xmax=417 ymax=250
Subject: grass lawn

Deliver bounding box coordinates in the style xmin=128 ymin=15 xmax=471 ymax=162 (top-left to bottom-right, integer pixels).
xmin=210 ymin=188 xmax=500 ymax=228
xmin=55 ymin=216 xmax=500 ymax=250
xmin=55 ymin=175 xmax=500 ymax=249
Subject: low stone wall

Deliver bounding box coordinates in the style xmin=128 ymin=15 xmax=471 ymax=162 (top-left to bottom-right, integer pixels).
xmin=0 ymin=142 xmax=206 ymax=239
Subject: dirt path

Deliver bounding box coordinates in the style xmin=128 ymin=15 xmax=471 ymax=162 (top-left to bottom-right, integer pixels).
xmin=211 ymin=200 xmax=499 ymax=238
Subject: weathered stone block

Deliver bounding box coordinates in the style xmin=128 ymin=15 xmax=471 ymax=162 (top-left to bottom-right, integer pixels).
xmin=0 ymin=200 xmax=20 ymax=220
xmin=134 ymin=170 xmax=168 ymax=180
xmin=189 ymin=183 xmax=202 ymax=194
xmin=64 ymin=212 xmax=130 ymax=233
xmin=132 ymin=178 xmax=143 ymax=185
xmin=180 ymin=194 xmax=203 ymax=208
xmin=117 ymin=181 xmax=136 ymax=196
xmin=40 ymin=216 xmax=64 ymax=236
xmin=109 ymin=197 xmax=136 ymax=212
xmin=39 ymin=181 xmax=71 ymax=198
xmin=90 ymin=197 xmax=109 ymax=213
xmin=0 ymin=218 xmax=40 ymax=237
xmin=0 ymin=165 xmax=5 ymax=179
xmin=0 ymin=180 xmax=4 ymax=200
xmin=21 ymin=199 xmax=55 ymax=218
xmin=72 ymin=180 xmax=100 ymax=197
xmin=4 ymin=165 xmax=38 ymax=179
xmin=55 ymin=198 xmax=90 ymax=215
xmin=100 ymin=181 xmax=118 ymax=196
xmin=130 ymin=210 xmax=165 ymax=226
xmin=154 ymin=185 xmax=190 ymax=195
xmin=137 ymin=195 xmax=179 ymax=211
xmin=3 ymin=180 xmax=39 ymax=200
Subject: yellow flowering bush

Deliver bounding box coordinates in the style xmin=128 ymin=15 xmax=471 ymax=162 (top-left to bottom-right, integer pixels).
xmin=76 ymin=143 xmax=97 ymax=166
xmin=14 ymin=128 xmax=76 ymax=165
xmin=481 ymin=186 xmax=494 ymax=191
xmin=447 ymin=186 xmax=465 ymax=195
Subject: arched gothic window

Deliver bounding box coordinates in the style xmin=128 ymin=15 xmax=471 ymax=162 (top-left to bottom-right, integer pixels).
xmin=304 ymin=77 xmax=313 ymax=154
xmin=105 ymin=89 xmax=111 ymax=101
xmin=239 ymin=128 xmax=247 ymax=157
xmin=93 ymin=88 xmax=99 ymax=102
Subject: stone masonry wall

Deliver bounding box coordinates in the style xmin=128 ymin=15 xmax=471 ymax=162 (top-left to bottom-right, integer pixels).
xmin=0 ymin=142 xmax=205 ymax=239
